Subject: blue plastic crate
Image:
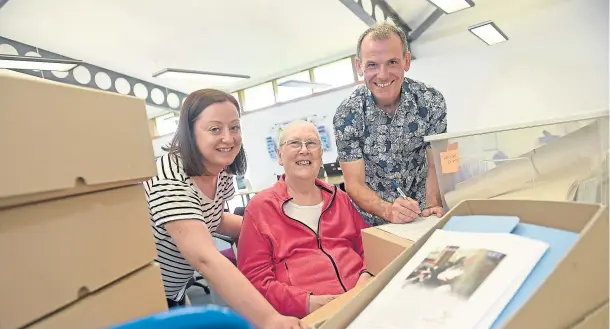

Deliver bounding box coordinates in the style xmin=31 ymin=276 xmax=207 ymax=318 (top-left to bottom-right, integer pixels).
xmin=108 ymin=305 xmax=253 ymax=329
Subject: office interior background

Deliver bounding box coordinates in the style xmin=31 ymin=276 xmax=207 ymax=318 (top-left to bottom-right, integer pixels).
xmin=1 ymin=0 xmax=607 ymax=195
xmin=0 ymin=0 xmax=609 ymax=325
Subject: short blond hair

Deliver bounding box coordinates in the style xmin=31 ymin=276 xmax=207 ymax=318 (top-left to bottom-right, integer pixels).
xmin=357 ymin=23 xmax=409 ymax=60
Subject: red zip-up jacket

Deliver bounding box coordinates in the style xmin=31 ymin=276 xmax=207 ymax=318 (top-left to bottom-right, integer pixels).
xmin=237 ymin=177 xmax=370 ymax=318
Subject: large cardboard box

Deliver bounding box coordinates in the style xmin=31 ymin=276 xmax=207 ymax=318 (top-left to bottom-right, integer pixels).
xmin=321 ymin=200 xmax=608 ymax=329
xmin=0 ymin=71 xmax=157 ymax=208
xmin=24 ymin=263 xmax=168 ymax=329
xmin=0 ymin=185 xmax=157 ymax=329
xmin=571 ymin=302 xmax=608 ymax=329
xmin=361 ymin=227 xmax=413 ymax=276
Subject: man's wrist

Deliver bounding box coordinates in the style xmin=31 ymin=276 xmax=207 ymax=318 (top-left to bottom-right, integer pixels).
xmin=380 ymin=201 xmax=393 ymax=221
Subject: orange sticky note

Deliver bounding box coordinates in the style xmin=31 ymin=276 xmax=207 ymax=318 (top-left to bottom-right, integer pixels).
xmin=440 ymin=143 xmax=459 ymax=174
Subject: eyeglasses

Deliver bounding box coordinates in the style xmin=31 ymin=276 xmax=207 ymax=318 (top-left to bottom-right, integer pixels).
xmin=281 ymin=139 xmax=321 ymax=151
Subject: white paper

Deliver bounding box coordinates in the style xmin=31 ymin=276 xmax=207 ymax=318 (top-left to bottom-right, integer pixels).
xmin=347 ymin=230 xmax=548 ymax=329
xmin=376 ymin=216 xmax=443 ymax=241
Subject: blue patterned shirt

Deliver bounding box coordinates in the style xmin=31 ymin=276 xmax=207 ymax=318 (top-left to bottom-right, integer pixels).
xmin=333 ymin=77 xmax=447 ymax=226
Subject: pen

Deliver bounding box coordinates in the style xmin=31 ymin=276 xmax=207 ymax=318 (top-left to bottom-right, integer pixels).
xmin=392 ymin=180 xmax=421 ymax=215
xmin=391 ymin=180 xmax=408 ymax=199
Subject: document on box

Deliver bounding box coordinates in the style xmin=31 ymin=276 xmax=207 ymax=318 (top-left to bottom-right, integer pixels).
xmin=376 ymin=216 xmax=443 ymax=241
xmin=347 ymin=229 xmax=548 ymax=329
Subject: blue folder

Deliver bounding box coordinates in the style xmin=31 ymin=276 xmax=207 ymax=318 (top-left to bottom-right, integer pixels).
xmin=441 ymin=215 xmax=578 ymax=328
xmin=443 ymin=215 xmax=520 ymax=234
xmin=491 ymin=223 xmax=578 ymax=328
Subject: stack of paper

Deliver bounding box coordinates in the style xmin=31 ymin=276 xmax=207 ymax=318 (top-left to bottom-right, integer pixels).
xmin=347 ymin=229 xmax=548 ymax=329
xmin=376 ymin=216 xmax=443 ymax=241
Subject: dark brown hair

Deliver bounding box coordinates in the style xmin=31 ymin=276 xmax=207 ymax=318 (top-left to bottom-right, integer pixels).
xmin=163 ymin=89 xmax=247 ymax=177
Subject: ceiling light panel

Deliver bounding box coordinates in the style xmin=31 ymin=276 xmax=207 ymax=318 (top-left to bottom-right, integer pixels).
xmin=0 ymin=55 xmax=82 ymax=71
xmin=468 ymin=21 xmax=509 ymax=45
xmin=426 ymin=0 xmax=475 ymax=14
xmin=153 ymin=69 xmax=250 ymax=86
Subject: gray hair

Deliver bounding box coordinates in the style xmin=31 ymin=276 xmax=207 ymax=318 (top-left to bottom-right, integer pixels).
xmin=277 ymin=120 xmax=321 ymax=146
xmin=356 ymin=23 xmax=409 ymax=60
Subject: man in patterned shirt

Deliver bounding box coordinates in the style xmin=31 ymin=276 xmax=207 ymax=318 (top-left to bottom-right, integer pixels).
xmin=333 ymin=23 xmax=447 ymax=227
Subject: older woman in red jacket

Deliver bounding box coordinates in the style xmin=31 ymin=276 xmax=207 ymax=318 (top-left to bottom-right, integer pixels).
xmin=237 ymin=120 xmax=372 ymax=319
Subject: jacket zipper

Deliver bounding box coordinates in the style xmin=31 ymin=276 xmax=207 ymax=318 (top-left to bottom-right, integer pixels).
xmin=285 ymin=262 xmax=292 ymax=284
xmin=281 ymin=186 xmax=347 ymax=292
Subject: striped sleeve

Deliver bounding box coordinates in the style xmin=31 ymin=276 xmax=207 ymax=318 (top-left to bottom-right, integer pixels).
xmin=145 ymin=178 xmax=204 ymax=227
xmin=220 ymin=173 xmax=235 ymax=202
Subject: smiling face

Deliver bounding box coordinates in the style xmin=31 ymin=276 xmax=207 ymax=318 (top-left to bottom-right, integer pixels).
xmin=192 ymin=101 xmax=242 ymax=174
xmin=278 ymin=121 xmax=322 ymax=181
xmin=356 ymin=32 xmax=410 ymax=109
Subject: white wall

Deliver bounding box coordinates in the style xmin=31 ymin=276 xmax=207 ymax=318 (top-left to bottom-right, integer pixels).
xmin=240 ymin=86 xmax=356 ymax=189
xmin=239 ymin=0 xmax=608 ymax=190
xmin=152 ymin=0 xmax=606 ymax=190
xmin=407 ymin=0 xmax=608 ymax=132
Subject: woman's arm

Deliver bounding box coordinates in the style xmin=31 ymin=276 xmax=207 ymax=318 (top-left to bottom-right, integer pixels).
xmin=165 ymin=219 xmax=303 ymax=329
xmin=216 ymin=212 xmax=243 ymax=240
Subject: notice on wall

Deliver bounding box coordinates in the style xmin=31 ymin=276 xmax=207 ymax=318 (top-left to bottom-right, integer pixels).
xmin=265 ymin=115 xmax=332 ymax=160
xmin=440 ymin=142 xmax=460 ymax=174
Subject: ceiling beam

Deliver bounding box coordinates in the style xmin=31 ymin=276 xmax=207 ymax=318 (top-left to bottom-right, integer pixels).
xmin=407 ymin=8 xmax=444 ymax=42
xmin=0 ymin=0 xmax=10 ymax=10
xmin=0 ymin=36 xmax=188 ymax=111
xmin=339 ymin=0 xmax=446 ymax=58
xmin=338 ymin=0 xmax=412 ymax=35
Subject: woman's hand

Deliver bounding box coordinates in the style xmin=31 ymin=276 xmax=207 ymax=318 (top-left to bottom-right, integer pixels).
xmin=308 ymin=295 xmax=338 ymax=314
xmin=262 ymin=313 xmax=309 ymax=329
xmin=356 ymin=272 xmax=373 ymax=286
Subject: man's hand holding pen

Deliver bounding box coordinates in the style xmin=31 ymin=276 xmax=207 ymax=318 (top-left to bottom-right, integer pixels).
xmin=385 ymin=181 xmax=422 ymax=223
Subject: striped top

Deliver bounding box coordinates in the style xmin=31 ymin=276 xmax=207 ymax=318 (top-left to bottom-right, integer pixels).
xmin=143 ymin=153 xmax=235 ymax=301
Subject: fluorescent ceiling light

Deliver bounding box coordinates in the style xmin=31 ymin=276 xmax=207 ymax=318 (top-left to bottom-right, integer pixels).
xmin=153 ymin=68 xmax=250 ymax=85
xmin=0 ymin=55 xmax=82 ymax=71
xmin=469 ymin=21 xmax=509 ymax=45
xmin=426 ymin=0 xmax=474 ymax=14
xmin=277 ymin=80 xmax=331 ymax=89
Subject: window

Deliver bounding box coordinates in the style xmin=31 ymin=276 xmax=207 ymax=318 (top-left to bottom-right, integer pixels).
xmin=276 ymin=71 xmax=313 ymax=102
xmin=231 ymin=92 xmax=242 ymax=109
xmin=312 ymin=57 xmax=356 ymax=92
xmin=155 ymin=113 xmax=178 ymax=136
xmin=243 ymin=82 xmax=275 ymax=111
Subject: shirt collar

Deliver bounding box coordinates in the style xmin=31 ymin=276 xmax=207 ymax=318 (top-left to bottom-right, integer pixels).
xmin=365 ymin=77 xmax=410 ymax=111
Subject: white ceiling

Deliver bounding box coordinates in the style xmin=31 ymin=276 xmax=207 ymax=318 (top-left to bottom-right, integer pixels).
xmin=2 ymin=0 xmax=585 ymax=121
xmin=0 ymin=0 xmax=370 ymax=94
xmin=0 ymin=0 xmax=462 ymax=95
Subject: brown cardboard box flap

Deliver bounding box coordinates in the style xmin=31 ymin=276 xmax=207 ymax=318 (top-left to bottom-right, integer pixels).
xmin=0 ymin=185 xmax=158 ymax=329
xmin=362 ymin=227 xmax=414 ymax=276
xmin=320 ymin=199 xmax=608 ymax=329
xmin=0 ymin=71 xmax=157 ymax=208
xmin=25 ymin=263 xmax=168 ymax=329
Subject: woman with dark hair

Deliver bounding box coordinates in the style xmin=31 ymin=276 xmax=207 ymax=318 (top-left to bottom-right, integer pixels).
xmin=144 ymin=89 xmax=307 ymax=329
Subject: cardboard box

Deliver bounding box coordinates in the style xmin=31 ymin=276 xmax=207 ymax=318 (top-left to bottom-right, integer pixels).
xmin=361 ymin=227 xmax=413 ymax=276
xmin=303 ymin=228 xmax=421 ymax=326
xmin=320 ymin=200 xmax=609 ymax=329
xmin=571 ymin=302 xmax=608 ymax=329
xmin=0 ymin=71 xmax=157 ymax=209
xmin=24 ymin=262 xmax=168 ymax=329
xmin=0 ymin=185 xmax=157 ymax=329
